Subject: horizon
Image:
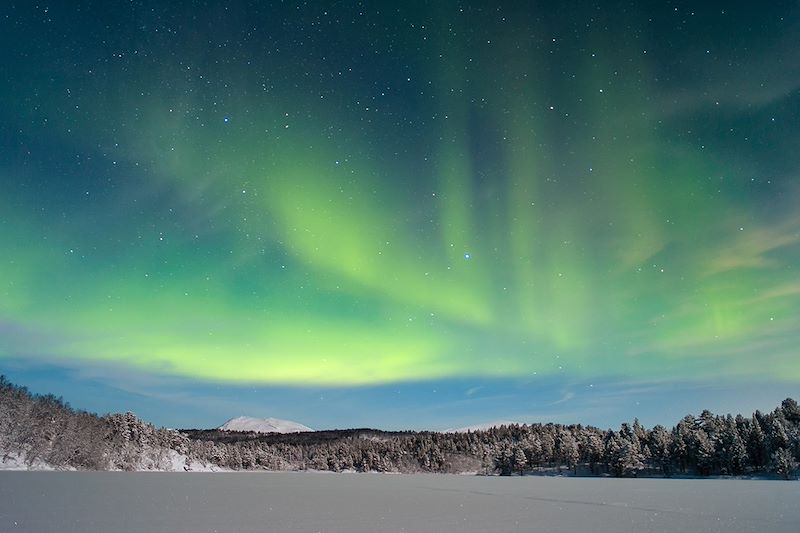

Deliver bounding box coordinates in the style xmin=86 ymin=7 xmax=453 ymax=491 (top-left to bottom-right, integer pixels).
xmin=1 ymin=1 xmax=799 ymax=432
xmin=0 ymin=369 xmax=794 ymax=433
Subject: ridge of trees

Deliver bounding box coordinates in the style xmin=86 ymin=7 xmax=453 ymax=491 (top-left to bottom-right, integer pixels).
xmin=1 ymin=376 xmax=798 ymax=478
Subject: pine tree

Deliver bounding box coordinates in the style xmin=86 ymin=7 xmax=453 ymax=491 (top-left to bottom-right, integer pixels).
xmin=694 ymin=430 xmax=715 ymax=476
xmin=779 ymin=398 xmax=800 ymax=424
xmin=648 ymin=425 xmax=673 ymax=476
xmin=521 ymin=434 xmax=542 ymax=468
xmin=495 ymin=442 xmax=514 ymax=476
xmin=768 ymin=417 xmax=790 ymax=452
xmin=609 ymin=434 xmax=645 ymax=478
xmin=557 ymin=430 xmax=580 ymax=474
xmin=747 ymin=415 xmax=768 ymax=471
xmin=722 ymin=423 xmax=748 ymax=475
xmin=583 ymin=432 xmax=605 ymax=474
xmin=513 ymin=446 xmax=528 ymax=475
xmin=671 ymin=416 xmax=694 ymax=473
xmin=539 ymin=432 xmax=555 ymax=467
xmin=770 ymin=448 xmax=797 ymax=480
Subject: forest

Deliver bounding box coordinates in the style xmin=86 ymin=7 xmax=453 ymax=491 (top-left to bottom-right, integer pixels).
xmin=1 ymin=376 xmax=797 ymax=478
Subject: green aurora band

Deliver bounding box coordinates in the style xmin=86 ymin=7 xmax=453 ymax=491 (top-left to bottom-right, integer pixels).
xmin=1 ymin=2 xmax=798 ymax=386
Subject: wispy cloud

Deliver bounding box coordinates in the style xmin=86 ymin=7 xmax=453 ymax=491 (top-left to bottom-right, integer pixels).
xmin=549 ymin=389 xmax=575 ymax=406
xmin=704 ymin=214 xmax=800 ymax=275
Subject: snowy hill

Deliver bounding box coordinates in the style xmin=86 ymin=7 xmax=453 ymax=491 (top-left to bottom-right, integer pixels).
xmin=219 ymin=416 xmax=313 ymax=434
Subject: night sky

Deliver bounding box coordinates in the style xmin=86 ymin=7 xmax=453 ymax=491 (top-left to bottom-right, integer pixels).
xmin=1 ymin=1 xmax=798 ymax=430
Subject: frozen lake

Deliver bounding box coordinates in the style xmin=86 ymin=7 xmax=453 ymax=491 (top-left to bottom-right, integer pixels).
xmin=0 ymin=472 xmax=797 ymax=532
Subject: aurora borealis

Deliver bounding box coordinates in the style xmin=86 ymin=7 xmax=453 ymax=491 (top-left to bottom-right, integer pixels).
xmin=1 ymin=1 xmax=798 ymax=429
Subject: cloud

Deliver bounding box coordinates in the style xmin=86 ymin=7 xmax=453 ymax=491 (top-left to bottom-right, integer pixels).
xmin=704 ymin=214 xmax=800 ymax=275
xmin=0 ymin=319 xmax=72 ymax=357
xmin=549 ymin=389 xmax=575 ymax=405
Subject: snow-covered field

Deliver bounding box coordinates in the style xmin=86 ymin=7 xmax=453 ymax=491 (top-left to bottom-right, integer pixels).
xmin=0 ymin=472 xmax=797 ymax=532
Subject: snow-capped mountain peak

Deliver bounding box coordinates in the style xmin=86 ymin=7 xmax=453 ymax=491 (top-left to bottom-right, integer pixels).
xmin=219 ymin=416 xmax=313 ymax=434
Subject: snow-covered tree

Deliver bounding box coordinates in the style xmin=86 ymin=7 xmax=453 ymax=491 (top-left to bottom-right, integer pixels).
xmin=770 ymin=448 xmax=797 ymax=480
xmin=648 ymin=425 xmax=673 ymax=476
xmin=513 ymin=446 xmax=528 ymax=475
xmin=557 ymin=430 xmax=580 ymax=474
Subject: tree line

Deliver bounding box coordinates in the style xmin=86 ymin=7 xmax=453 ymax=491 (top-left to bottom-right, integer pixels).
xmin=1 ymin=376 xmax=797 ymax=478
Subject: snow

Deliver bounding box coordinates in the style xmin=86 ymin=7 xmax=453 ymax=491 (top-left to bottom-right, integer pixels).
xmin=0 ymin=448 xmax=231 ymax=473
xmin=0 ymin=452 xmax=64 ymax=471
xmin=0 ymin=452 xmax=31 ymax=471
xmin=166 ymin=449 xmax=188 ymax=471
xmin=219 ymin=415 xmax=313 ymax=434
xmin=122 ymin=450 xmax=230 ymax=473
xmin=0 ymin=473 xmax=797 ymax=532
xmin=182 ymin=458 xmax=231 ymax=473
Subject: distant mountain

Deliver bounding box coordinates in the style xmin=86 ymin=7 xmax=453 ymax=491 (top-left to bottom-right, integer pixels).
xmin=444 ymin=420 xmax=522 ymax=433
xmin=219 ymin=416 xmax=313 ymax=434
